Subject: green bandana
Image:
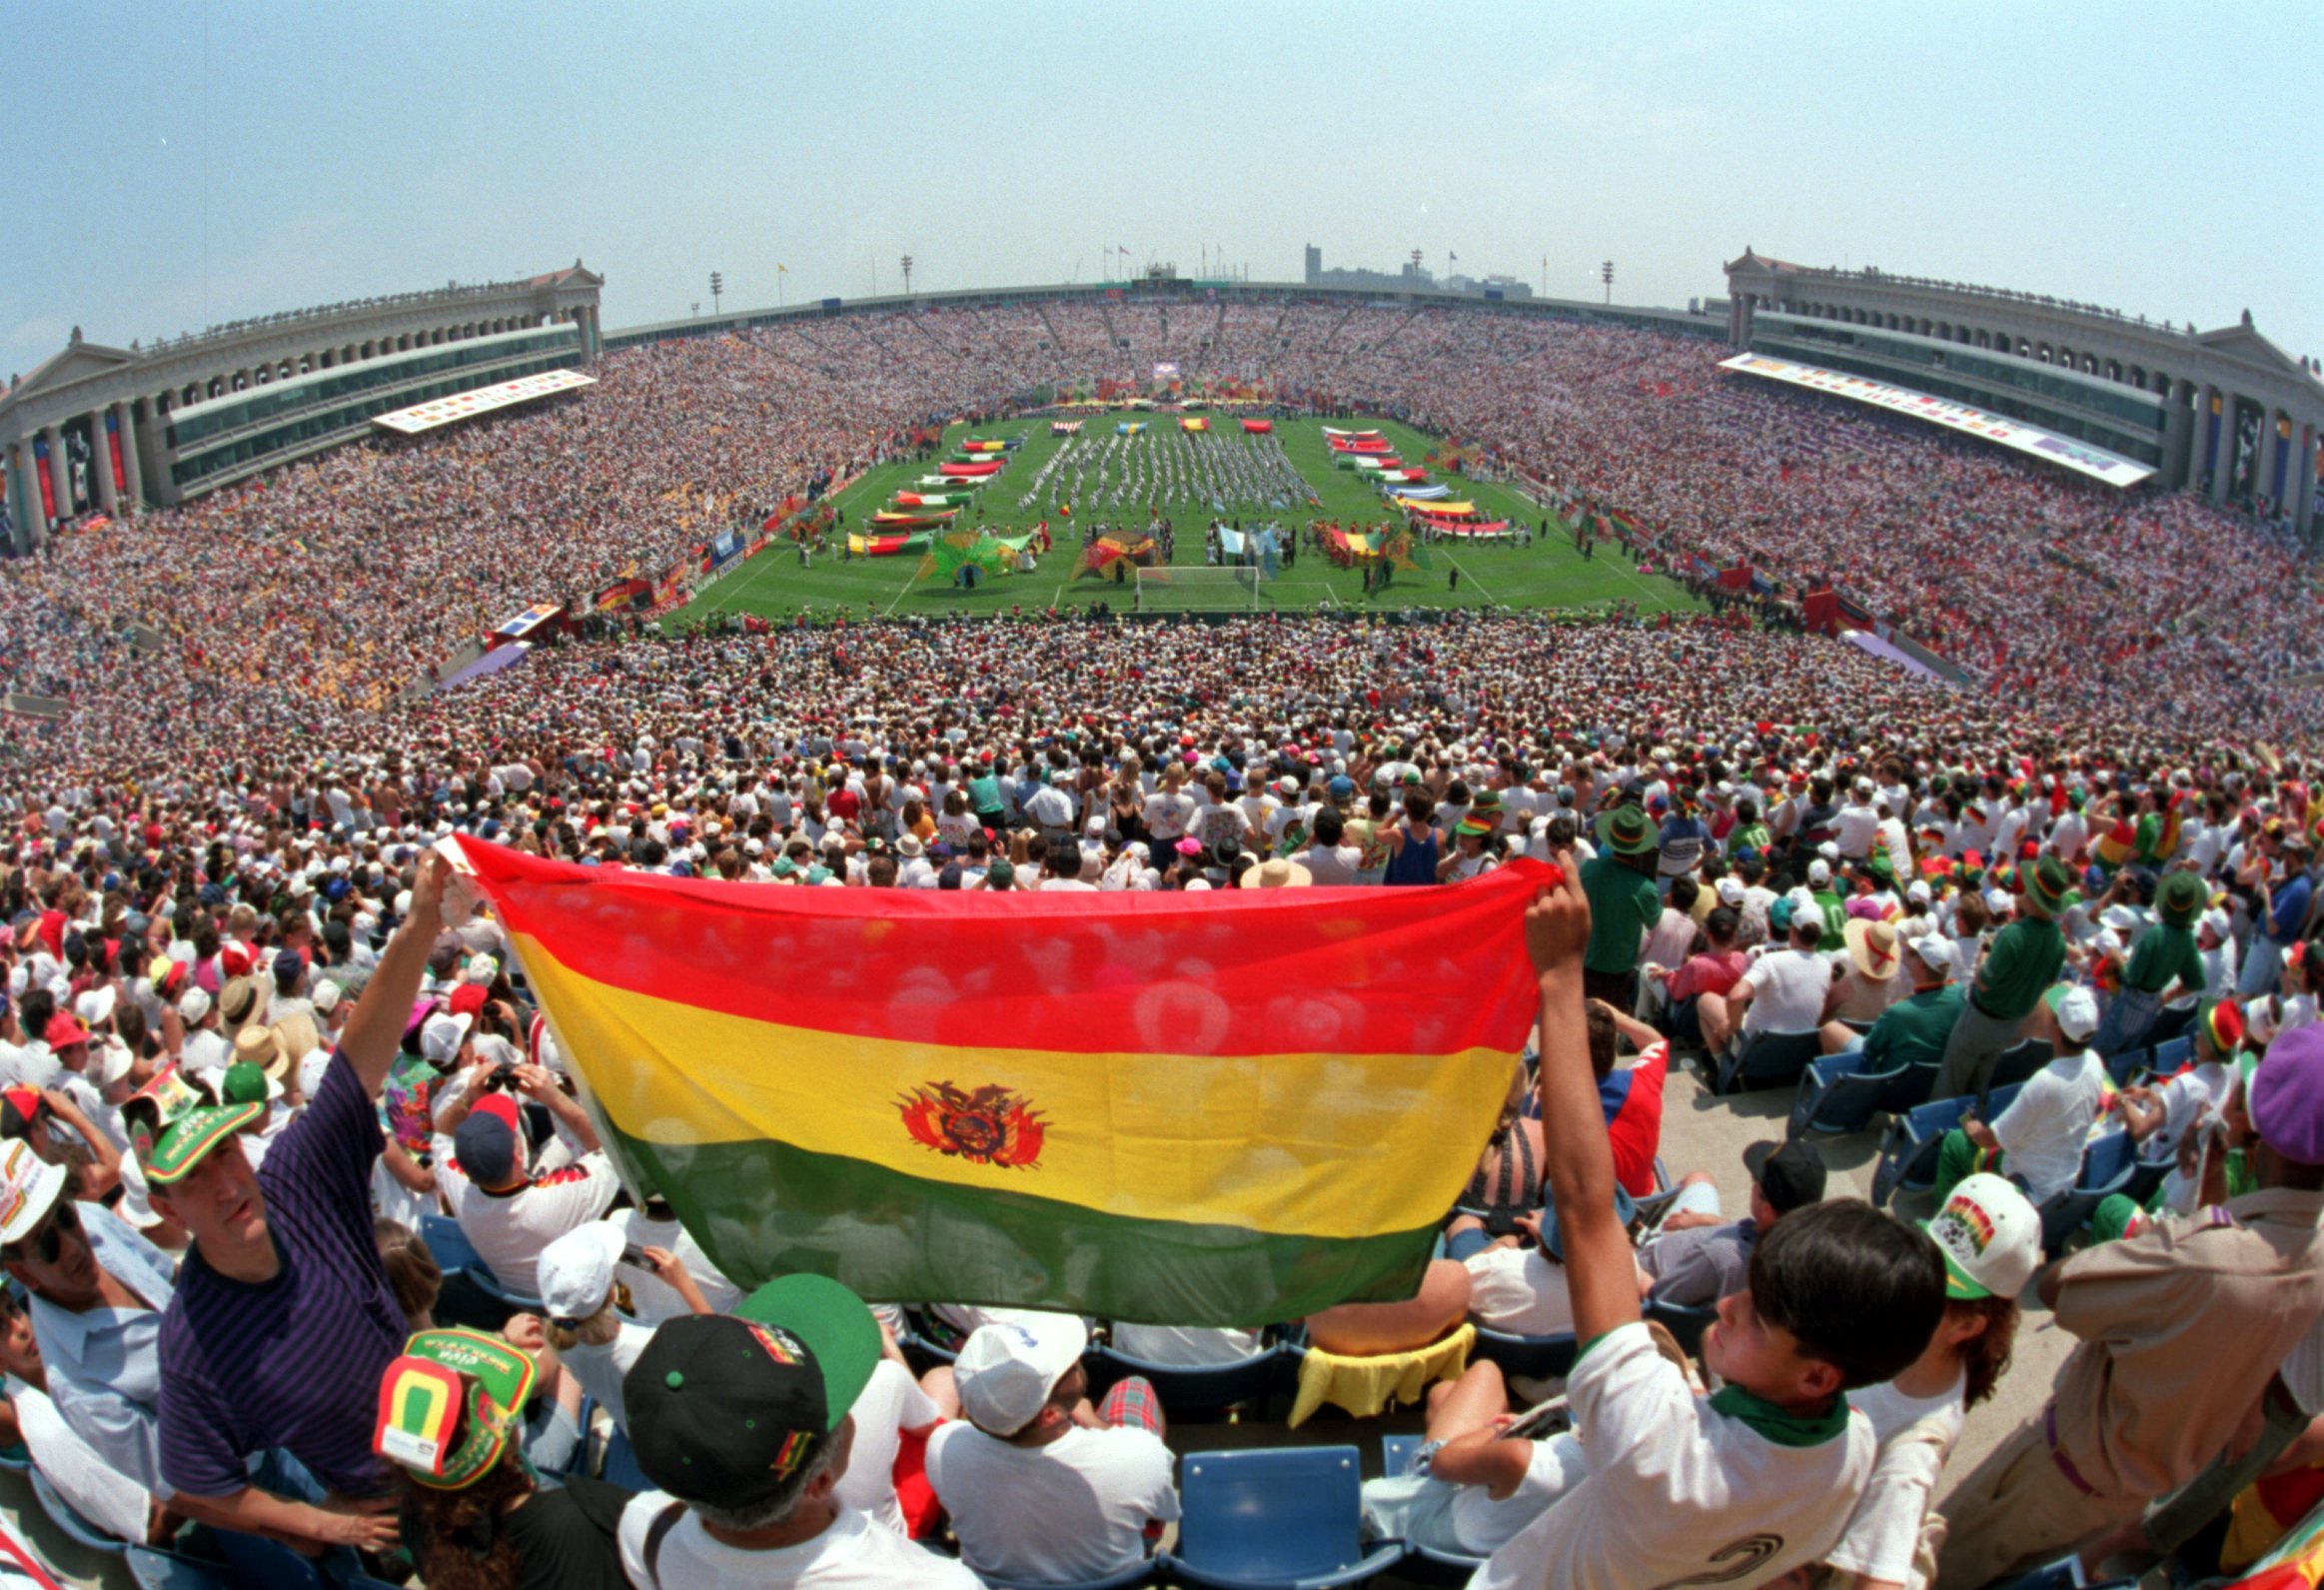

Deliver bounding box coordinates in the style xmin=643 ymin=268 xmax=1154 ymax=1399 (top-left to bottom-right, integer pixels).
xmin=1709 ymin=1384 xmax=1852 ymax=1448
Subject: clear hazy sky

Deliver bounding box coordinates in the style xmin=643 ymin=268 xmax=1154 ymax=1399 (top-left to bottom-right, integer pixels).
xmin=4 ymin=1 xmax=2317 ymax=382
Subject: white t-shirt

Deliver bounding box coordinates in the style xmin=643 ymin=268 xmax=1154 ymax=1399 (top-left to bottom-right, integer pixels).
xmin=926 ymin=1420 xmax=1179 ymax=1584
xmin=1740 ymin=948 xmax=1832 ymax=1038
xmin=444 ymin=1149 xmax=622 ymax=1292
xmin=1463 ymin=1247 xmax=1577 ymax=1337
xmin=1990 ymin=1052 xmax=2108 ymax=1203
xmin=618 ymin=1496 xmax=981 ymax=1589
xmin=1451 ymin=1432 xmax=1591 ymax=1556
xmin=1472 ymin=1322 xmax=1872 ymax=1590
xmin=562 ymin=1320 xmax=653 ymax=1435
xmin=1822 ymin=1372 xmax=1966 ymax=1585
xmin=1141 ymin=791 xmax=1196 ymax=842
xmin=835 ymin=1360 xmax=942 ymax=1536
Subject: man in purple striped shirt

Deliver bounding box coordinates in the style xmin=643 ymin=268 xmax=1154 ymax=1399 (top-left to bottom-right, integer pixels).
xmin=145 ymin=852 xmax=456 ymax=1554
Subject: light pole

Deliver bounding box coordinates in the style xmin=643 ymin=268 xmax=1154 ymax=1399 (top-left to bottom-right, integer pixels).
xmin=1410 ymin=249 xmax=1423 ymax=290
xmin=691 ymin=301 xmax=700 ymax=318
xmin=1601 ymin=260 xmax=1615 ymax=305
xmin=709 ymin=271 xmax=723 ymax=318
xmin=900 ymin=255 xmax=914 ymax=296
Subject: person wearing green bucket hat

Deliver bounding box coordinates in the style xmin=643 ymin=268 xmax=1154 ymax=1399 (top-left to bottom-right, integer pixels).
xmin=1933 ymin=854 xmax=2072 ymax=1111
xmin=1580 ymin=802 xmax=1661 ymax=1014
xmin=2094 ymin=868 xmax=2211 ymax=1056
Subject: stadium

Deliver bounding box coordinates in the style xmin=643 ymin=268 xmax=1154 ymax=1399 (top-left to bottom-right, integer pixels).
xmin=4 ymin=42 xmax=2324 ymax=1587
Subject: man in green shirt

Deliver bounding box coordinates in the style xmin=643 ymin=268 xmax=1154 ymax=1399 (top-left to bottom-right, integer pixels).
xmin=1836 ymin=933 xmax=1966 ymax=1071
xmin=1581 ymin=803 xmax=1661 ymax=1014
xmin=1934 ymin=855 xmax=2071 ymax=1110
xmin=2095 ymin=869 xmax=2208 ymax=1055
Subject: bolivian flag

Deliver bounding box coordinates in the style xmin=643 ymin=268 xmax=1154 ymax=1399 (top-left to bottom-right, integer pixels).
xmin=455 ymin=842 xmax=1545 ymax=1324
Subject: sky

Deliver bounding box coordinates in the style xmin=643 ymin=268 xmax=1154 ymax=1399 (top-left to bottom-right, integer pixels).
xmin=3 ymin=0 xmax=2318 ymax=382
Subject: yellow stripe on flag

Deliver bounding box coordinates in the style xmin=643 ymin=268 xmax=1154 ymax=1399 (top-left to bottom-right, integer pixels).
xmin=516 ymin=930 xmax=1511 ymax=1243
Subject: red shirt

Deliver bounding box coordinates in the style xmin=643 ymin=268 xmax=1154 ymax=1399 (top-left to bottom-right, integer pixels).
xmin=1599 ymin=1041 xmax=1670 ymax=1199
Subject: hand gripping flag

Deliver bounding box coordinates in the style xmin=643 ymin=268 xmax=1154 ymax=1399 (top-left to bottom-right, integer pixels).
xmin=456 ymin=841 xmax=1550 ymax=1325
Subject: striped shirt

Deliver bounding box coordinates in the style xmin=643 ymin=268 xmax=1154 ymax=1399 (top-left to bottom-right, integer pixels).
xmin=157 ymin=1052 xmax=406 ymax=1497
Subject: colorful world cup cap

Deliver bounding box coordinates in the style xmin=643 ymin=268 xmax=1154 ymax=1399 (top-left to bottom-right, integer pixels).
xmin=624 ymin=1274 xmax=881 ymax=1512
xmin=373 ymin=1328 xmax=539 ymax=1489
xmin=141 ymin=1103 xmax=264 ymax=1186
xmin=1922 ymin=1172 xmax=2042 ymax=1300
xmin=0 ymin=1138 xmax=66 ymax=1247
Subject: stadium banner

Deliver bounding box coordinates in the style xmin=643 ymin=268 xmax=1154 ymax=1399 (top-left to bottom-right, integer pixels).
xmin=1719 ymin=353 xmax=2155 ymax=488
xmin=707 ymin=528 xmax=748 ymax=570
xmin=490 ymin=603 xmax=564 ymax=647
xmin=590 ymin=576 xmax=653 ymax=613
xmin=371 ymin=369 xmax=596 ymax=437
xmin=457 ymin=840 xmax=1543 ymax=1322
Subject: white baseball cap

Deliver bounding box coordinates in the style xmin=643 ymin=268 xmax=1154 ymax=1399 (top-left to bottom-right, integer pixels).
xmin=0 ymin=1139 xmax=67 ymax=1246
xmin=1923 ymin=1173 xmax=2041 ymax=1300
xmin=1807 ymin=859 xmax=1832 ymax=886
xmin=1715 ymin=877 xmax=1745 ymax=906
xmin=178 ymin=987 xmax=213 ymax=1025
xmin=312 ymin=978 xmax=344 ymax=1015
xmin=953 ymin=1314 xmax=1090 ymax=1436
xmin=420 ymin=1011 xmax=473 ymax=1066
xmin=2046 ymin=983 xmax=2100 ymax=1042
xmin=537 ymin=1221 xmax=624 ymax=1327
xmin=1906 ymin=934 xmax=1952 ymax=974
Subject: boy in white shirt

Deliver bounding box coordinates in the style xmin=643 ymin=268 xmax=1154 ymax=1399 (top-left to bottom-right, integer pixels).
xmin=1474 ymin=855 xmax=1947 ymax=1590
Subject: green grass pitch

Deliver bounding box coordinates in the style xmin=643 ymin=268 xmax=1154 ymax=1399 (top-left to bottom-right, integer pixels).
xmin=666 ymin=414 xmax=1708 ymax=626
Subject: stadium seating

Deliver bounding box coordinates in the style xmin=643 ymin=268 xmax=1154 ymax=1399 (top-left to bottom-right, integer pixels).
xmin=1167 ymin=1446 xmax=1408 ymax=1588
xmin=1470 ymin=1326 xmax=1580 ymax=1383
xmin=2104 ymin=1045 xmax=2151 ymax=1088
xmin=2037 ymin=1132 xmax=2140 ymax=1255
xmin=1713 ymin=1028 xmax=1822 ymax=1096
xmin=1378 ymin=1435 xmax=1487 ymax=1585
xmin=1990 ymin=1038 xmax=2054 ymax=1089
xmin=599 ymin=1426 xmax=653 ymax=1492
xmin=2150 ymin=1035 xmax=2194 ymax=1075
xmin=1869 ymin=1086 xmax=2024 ymax=1207
xmin=982 ymin=1561 xmax=1162 ymax=1590
xmin=418 ymin=1212 xmax=484 ymax=1273
xmin=27 ymin=1465 xmax=125 ymax=1555
xmin=1787 ymin=1049 xmax=1937 ymax=1137
xmin=1085 ymin=1340 xmax=1289 ymax=1423
xmin=210 ymin=1531 xmax=335 ymax=1590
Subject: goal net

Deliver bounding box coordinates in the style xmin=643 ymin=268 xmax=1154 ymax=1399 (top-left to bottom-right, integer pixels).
xmin=1134 ymin=565 xmax=1260 ymax=613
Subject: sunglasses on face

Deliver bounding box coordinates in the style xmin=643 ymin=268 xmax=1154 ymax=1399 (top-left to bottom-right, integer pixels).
xmin=8 ymin=1200 xmax=78 ymax=1267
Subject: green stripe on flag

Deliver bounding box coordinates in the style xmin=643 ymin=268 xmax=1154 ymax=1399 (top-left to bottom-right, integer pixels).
xmin=606 ymin=1126 xmax=1435 ymax=1326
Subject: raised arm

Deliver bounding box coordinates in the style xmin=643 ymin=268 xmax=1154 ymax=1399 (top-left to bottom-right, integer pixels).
xmin=340 ymin=851 xmax=451 ymax=1099
xmin=1527 ymin=852 xmax=1641 ymax=1345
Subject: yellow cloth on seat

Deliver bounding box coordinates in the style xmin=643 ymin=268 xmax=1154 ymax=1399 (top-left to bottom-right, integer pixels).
xmin=1288 ymin=1324 xmax=1475 ymax=1427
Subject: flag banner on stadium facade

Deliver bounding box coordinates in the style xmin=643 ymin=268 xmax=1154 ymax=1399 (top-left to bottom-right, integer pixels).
xmin=491 ymin=603 xmax=564 ymax=644
xmin=458 ymin=839 xmax=1542 ymax=1323
xmin=1718 ymin=353 xmax=2157 ymax=488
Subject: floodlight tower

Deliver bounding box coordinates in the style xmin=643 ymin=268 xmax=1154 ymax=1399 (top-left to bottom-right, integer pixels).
xmin=1601 ymin=260 xmax=1615 ymax=305
xmin=901 ymin=255 xmax=914 ymax=296
xmin=709 ymin=272 xmax=723 ymax=317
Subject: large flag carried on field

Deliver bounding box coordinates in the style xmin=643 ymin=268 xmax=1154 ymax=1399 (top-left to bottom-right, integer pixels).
xmin=455 ymin=841 xmax=1546 ymax=1323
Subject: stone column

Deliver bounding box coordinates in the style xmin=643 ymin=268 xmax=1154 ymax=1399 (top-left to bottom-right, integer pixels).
xmin=2162 ymin=379 xmax=2194 ymax=488
xmin=2203 ymin=389 xmax=2231 ymax=503
xmin=19 ymin=438 xmax=50 ymax=548
xmin=2256 ymin=409 xmax=2283 ymax=515
xmin=3 ymin=443 xmax=25 ymax=553
xmin=89 ymin=411 xmax=118 ymax=516
xmin=115 ymin=400 xmax=143 ymax=510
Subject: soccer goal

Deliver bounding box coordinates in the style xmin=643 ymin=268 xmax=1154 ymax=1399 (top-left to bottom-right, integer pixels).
xmin=1135 ymin=565 xmax=1260 ymax=613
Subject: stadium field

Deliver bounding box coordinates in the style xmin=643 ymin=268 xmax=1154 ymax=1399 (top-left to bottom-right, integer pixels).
xmin=666 ymin=415 xmax=1708 ymax=625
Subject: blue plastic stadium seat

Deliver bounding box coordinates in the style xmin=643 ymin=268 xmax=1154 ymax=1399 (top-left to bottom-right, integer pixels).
xmin=2038 ymin=1131 xmax=2139 ymax=1256
xmin=1167 ymin=1446 xmax=1409 ymax=1589
xmin=1869 ymin=1084 xmax=2023 ymax=1207
xmin=418 ymin=1211 xmax=485 ymax=1274
xmin=2104 ymin=1045 xmax=2150 ymax=1089
xmin=210 ymin=1529 xmax=333 ymax=1590
xmin=600 ymin=1425 xmax=653 ymax=1492
xmin=28 ymin=1464 xmax=127 ymax=1555
xmin=1788 ymin=1047 xmax=1902 ymax=1137
xmin=1086 ymin=1341 xmax=1283 ymax=1422
xmin=2150 ymin=1035 xmax=2194 ymax=1075
xmin=981 ymin=1560 xmax=1162 ymax=1590
xmin=1990 ymin=1038 xmax=2053 ymax=1089
xmin=1644 ymin=1300 xmax=1717 ymax=1359
xmin=1469 ymin=1326 xmax=1579 ymax=1383
xmin=1715 ymin=1028 xmax=1821 ymax=1096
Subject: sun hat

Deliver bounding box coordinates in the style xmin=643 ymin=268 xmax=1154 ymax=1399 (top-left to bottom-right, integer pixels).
xmin=1923 ymin=1173 xmax=2042 ymax=1301
xmin=2157 ymin=870 xmax=2206 ymax=926
xmin=954 ymin=1314 xmax=1091 ymax=1437
xmin=218 ymin=976 xmax=266 ymax=1034
xmin=1239 ymin=857 xmax=1313 ymax=889
xmin=2044 ymin=984 xmax=2100 ymax=1043
xmin=233 ymin=1023 xmax=292 ymax=1081
xmin=2248 ymin=1026 xmax=2324 ymax=1164
xmin=42 ymin=1014 xmax=89 ymax=1051
xmin=625 ymin=1275 xmax=882 ymax=1511
xmin=1596 ymin=804 xmax=1657 ymax=857
xmin=0 ymin=1138 xmax=67 ymax=1247
xmin=373 ymin=1328 xmax=540 ymax=1490
xmin=141 ymin=1103 xmax=264 ymax=1186
xmin=537 ymin=1221 xmax=624 ymax=1327
xmin=1843 ymin=918 xmax=1902 ymax=982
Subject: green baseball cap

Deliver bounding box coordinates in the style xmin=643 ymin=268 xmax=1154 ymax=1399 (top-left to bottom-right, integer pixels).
xmin=141 ymin=1103 xmax=264 ymax=1187
xmin=373 ymin=1328 xmax=539 ymax=1490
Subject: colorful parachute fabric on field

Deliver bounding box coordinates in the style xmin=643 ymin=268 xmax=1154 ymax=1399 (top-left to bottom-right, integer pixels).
xmin=1386 ymin=484 xmax=1452 ymax=500
xmin=847 ymin=532 xmax=929 ymax=558
xmin=1180 ymin=417 xmax=1210 ymax=433
xmin=872 ymin=511 xmax=957 ymax=529
xmin=959 ymin=440 xmax=1006 ymax=455
xmin=939 ymin=462 xmax=1004 ymax=478
xmin=1240 ymin=419 xmax=1274 ymax=434
xmin=1406 ymin=500 xmax=1480 ymax=518
xmin=894 ymin=492 xmax=974 ymax=509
